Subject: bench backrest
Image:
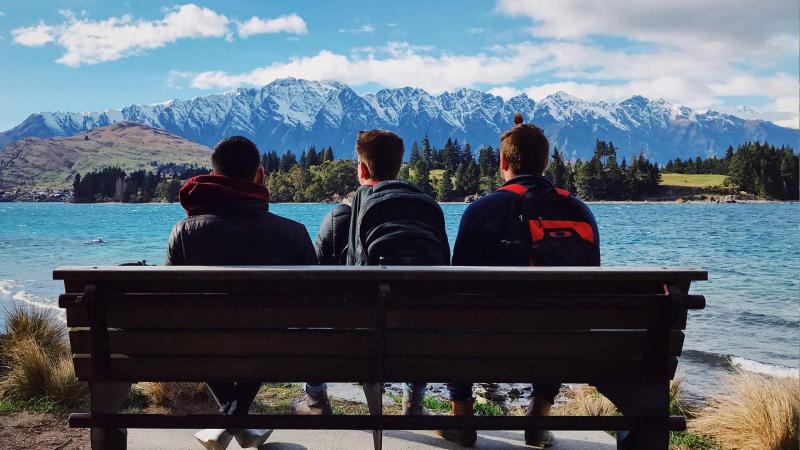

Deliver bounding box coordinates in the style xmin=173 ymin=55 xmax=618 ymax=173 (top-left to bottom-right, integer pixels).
xmin=55 ymin=266 xmax=706 ymax=385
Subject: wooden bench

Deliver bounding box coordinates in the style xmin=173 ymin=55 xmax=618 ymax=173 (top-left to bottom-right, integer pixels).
xmin=56 ymin=265 xmax=706 ymax=450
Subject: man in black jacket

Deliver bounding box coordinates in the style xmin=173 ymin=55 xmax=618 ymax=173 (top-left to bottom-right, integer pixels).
xmin=295 ymin=130 xmax=449 ymax=417
xmin=166 ymin=136 xmax=316 ymax=450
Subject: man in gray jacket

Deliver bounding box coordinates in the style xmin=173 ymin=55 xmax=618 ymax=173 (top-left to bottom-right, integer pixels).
xmin=166 ymin=136 xmax=316 ymax=450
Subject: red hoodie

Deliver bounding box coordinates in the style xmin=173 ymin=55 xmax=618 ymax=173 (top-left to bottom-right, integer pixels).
xmin=179 ymin=174 xmax=270 ymax=216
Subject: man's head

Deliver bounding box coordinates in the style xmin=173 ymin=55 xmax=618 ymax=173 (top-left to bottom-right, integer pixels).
xmin=211 ymin=136 xmax=263 ymax=182
xmin=499 ymin=113 xmax=549 ymax=180
xmin=355 ymin=130 xmax=404 ymax=184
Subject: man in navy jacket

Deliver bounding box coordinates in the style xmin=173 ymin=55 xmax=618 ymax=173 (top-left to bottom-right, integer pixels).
xmin=438 ymin=114 xmax=600 ymax=448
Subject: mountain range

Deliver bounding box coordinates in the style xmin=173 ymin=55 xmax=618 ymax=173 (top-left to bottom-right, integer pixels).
xmin=0 ymin=78 xmax=796 ymax=162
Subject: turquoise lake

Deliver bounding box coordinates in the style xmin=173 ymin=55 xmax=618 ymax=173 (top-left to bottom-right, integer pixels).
xmin=1 ymin=202 xmax=798 ymax=401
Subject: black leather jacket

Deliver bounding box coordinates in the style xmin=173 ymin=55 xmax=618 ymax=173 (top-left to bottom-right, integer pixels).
xmin=166 ymin=200 xmax=317 ymax=266
xmin=315 ymin=204 xmax=352 ymax=265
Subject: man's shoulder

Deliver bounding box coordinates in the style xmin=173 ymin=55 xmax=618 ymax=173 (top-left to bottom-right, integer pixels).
xmin=263 ymin=211 xmax=307 ymax=231
xmin=465 ymin=190 xmax=518 ymax=214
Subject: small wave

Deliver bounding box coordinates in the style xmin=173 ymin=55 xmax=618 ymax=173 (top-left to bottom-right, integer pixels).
xmin=11 ymin=291 xmax=66 ymax=322
xmin=0 ymin=279 xmax=13 ymax=296
xmin=731 ymin=357 xmax=799 ymax=379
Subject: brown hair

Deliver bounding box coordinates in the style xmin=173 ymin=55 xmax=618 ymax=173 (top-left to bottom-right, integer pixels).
xmin=356 ymin=129 xmax=404 ymax=180
xmin=500 ymin=113 xmax=549 ymax=175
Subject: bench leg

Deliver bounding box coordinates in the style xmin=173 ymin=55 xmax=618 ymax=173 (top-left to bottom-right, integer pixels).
xmin=596 ymin=382 xmax=669 ymax=450
xmin=90 ymin=382 xmax=131 ymax=450
xmin=363 ymin=382 xmax=383 ymax=450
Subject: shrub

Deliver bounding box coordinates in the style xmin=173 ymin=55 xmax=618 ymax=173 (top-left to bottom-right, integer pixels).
xmin=0 ymin=306 xmax=87 ymax=410
xmin=1 ymin=306 xmax=64 ymax=360
xmin=0 ymin=337 xmax=86 ymax=409
xmin=690 ymin=370 xmax=799 ymax=450
xmin=552 ymin=385 xmax=617 ymax=417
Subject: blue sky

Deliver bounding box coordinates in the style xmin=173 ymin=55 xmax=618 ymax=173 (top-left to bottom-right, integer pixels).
xmin=0 ymin=0 xmax=797 ymax=130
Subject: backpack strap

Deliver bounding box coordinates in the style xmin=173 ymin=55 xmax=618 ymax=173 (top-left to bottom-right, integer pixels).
xmin=497 ymin=183 xmax=529 ymax=195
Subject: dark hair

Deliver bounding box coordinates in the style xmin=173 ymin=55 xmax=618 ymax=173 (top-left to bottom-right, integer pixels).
xmin=212 ymin=136 xmax=261 ymax=180
xmin=356 ymin=130 xmax=404 ymax=180
xmin=500 ymin=113 xmax=549 ymax=175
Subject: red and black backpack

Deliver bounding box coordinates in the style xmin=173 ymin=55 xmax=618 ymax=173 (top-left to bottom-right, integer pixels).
xmin=498 ymin=183 xmax=600 ymax=266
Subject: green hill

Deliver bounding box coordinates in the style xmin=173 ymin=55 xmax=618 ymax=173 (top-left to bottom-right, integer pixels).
xmin=0 ymin=123 xmax=210 ymax=191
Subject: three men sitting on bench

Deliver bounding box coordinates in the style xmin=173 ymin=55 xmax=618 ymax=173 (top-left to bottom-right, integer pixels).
xmin=165 ymin=114 xmax=599 ymax=450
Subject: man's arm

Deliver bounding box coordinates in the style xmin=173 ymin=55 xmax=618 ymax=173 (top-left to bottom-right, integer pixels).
xmin=452 ymin=202 xmax=485 ymax=266
xmin=315 ymin=204 xmax=352 ymax=265
xmin=297 ymin=224 xmax=318 ymax=265
xmin=165 ymin=224 xmax=185 ymax=266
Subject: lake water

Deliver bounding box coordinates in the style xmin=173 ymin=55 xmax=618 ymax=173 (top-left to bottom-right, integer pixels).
xmin=0 ymin=202 xmax=798 ymax=402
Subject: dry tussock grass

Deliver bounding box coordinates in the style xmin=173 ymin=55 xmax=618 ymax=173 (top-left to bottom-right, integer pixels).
xmin=0 ymin=306 xmax=86 ymax=408
xmin=137 ymin=382 xmax=215 ymax=414
xmin=690 ymin=370 xmax=799 ymax=450
xmin=552 ymin=385 xmax=618 ymax=417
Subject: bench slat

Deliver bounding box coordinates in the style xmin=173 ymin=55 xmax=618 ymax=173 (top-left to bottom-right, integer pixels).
xmin=386 ymin=330 xmax=686 ymax=358
xmin=384 ymin=356 xmax=675 ymax=383
xmin=72 ymin=355 xmax=376 ymax=382
xmin=387 ymin=307 xmax=687 ymax=330
xmin=66 ymin=306 xmax=376 ymax=329
xmin=69 ymin=329 xmax=377 ymax=356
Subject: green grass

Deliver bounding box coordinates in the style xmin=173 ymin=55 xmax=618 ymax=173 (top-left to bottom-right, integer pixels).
xmin=670 ymin=431 xmax=722 ymax=449
xmin=659 ymin=173 xmax=728 ymax=187
xmin=0 ymin=397 xmax=76 ymax=416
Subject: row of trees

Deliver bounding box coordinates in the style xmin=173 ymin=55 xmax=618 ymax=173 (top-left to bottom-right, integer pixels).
xmin=71 ymin=165 xmax=208 ymax=203
xmin=664 ymin=142 xmax=798 ymax=200
xmin=398 ymin=137 xmax=661 ymax=201
xmin=70 ymin=138 xmax=797 ymax=203
xmin=261 ymin=146 xmax=335 ymax=173
xmin=549 ymin=141 xmax=661 ymax=200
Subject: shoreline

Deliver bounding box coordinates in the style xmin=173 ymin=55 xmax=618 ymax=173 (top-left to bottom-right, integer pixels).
xmin=2 ymin=199 xmax=797 ymax=204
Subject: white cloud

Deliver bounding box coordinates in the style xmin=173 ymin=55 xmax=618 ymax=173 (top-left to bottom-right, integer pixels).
xmin=11 ymin=5 xmax=308 ymax=67
xmin=496 ymin=0 xmax=798 ymax=57
xmin=238 ymin=14 xmax=307 ymax=38
xmin=339 ymin=25 xmax=375 ymax=34
xmin=187 ymin=42 xmax=538 ymax=93
xmin=11 ymin=22 xmax=56 ymax=47
xmin=468 ymin=28 xmax=485 ymax=34
xmin=0 ymin=11 xmax=6 ymax=17
xmin=488 ymin=86 xmax=521 ymax=99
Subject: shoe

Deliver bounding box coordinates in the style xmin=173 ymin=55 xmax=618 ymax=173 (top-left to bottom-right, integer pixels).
xmin=292 ymin=391 xmax=333 ymax=415
xmin=233 ymin=429 xmax=274 ymax=448
xmin=402 ymin=390 xmax=429 ymax=416
xmin=524 ymin=395 xmax=555 ymax=448
xmin=435 ymin=399 xmax=477 ymax=447
xmin=524 ymin=430 xmax=555 ymax=448
xmin=194 ymin=429 xmax=233 ymax=450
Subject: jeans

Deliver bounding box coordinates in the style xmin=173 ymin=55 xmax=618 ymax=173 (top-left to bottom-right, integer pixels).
xmin=305 ymin=382 xmax=426 ymax=398
xmin=207 ymin=382 xmax=261 ymax=415
xmin=447 ymin=383 xmax=560 ymax=404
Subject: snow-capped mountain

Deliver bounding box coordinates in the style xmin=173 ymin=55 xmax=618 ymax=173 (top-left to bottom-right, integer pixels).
xmin=1 ymin=78 xmax=796 ymax=161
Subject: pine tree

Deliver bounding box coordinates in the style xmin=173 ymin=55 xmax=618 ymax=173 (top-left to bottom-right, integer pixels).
xmin=421 ymin=134 xmax=432 ymax=166
xmin=546 ymin=147 xmax=567 ymax=188
xmin=306 ymin=146 xmax=320 ymax=167
xmin=280 ymin=151 xmax=298 ymax=172
xmin=462 ymin=142 xmax=473 ymax=165
xmin=323 ymin=147 xmax=334 ymax=162
xmin=436 ymin=169 xmax=453 ymax=201
xmin=299 ymin=149 xmax=308 ymax=168
xmin=409 ymin=141 xmax=421 ymax=165
xmin=442 ymin=138 xmax=457 ymax=172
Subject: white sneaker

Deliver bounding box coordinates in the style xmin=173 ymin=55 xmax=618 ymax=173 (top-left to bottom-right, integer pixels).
xmin=194 ymin=429 xmax=233 ymax=450
xmin=234 ymin=429 xmax=274 ymax=448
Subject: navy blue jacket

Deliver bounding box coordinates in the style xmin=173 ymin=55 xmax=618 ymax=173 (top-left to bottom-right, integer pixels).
xmin=452 ymin=175 xmax=600 ymax=266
